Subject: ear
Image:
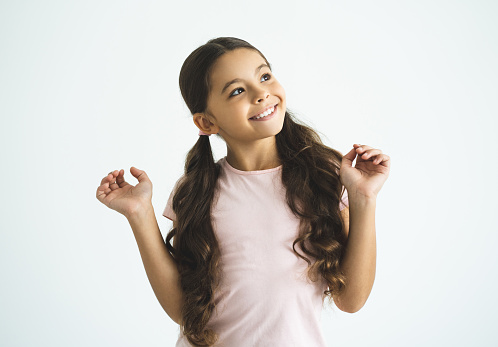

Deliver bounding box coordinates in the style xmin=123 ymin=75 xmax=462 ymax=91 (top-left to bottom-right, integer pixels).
xmin=193 ymin=113 xmax=219 ymax=135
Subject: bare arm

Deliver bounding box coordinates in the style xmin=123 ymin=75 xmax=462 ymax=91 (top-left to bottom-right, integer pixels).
xmin=127 ymin=203 xmax=183 ymax=324
xmin=333 ymin=194 xmax=377 ymax=313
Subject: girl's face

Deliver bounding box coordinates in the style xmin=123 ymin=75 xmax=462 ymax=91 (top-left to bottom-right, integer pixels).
xmin=195 ymin=48 xmax=286 ymax=144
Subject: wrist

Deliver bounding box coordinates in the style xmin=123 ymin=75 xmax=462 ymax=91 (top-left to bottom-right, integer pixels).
xmin=125 ymin=202 xmax=155 ymax=222
xmin=347 ymin=190 xmax=377 ymax=205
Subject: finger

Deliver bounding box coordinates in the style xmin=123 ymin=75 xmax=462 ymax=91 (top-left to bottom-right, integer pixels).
xmin=355 ymin=145 xmax=373 ymax=155
xmin=100 ymin=173 xmax=111 ymax=186
xmin=377 ymin=154 xmax=391 ymax=166
xmin=106 ymin=170 xmax=120 ymax=189
xmin=342 ymin=147 xmax=358 ymax=166
xmin=109 ymin=183 xmax=118 ymax=191
xmin=96 ymin=183 xmax=111 ymax=201
xmin=116 ymin=169 xmax=129 ymax=187
xmin=109 ymin=177 xmax=120 ymax=190
xmin=99 ymin=176 xmax=116 ymax=192
xmin=96 ymin=188 xmax=104 ymax=202
xmin=373 ymin=154 xmax=389 ymax=165
xmin=100 ymin=171 xmax=117 ymax=186
xmin=130 ymin=167 xmax=150 ymax=184
xmin=360 ymin=149 xmax=383 ymax=160
xmin=99 ymin=180 xmax=112 ymax=193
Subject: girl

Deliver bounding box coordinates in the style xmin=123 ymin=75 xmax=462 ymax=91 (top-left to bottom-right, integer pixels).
xmin=96 ymin=37 xmax=390 ymax=347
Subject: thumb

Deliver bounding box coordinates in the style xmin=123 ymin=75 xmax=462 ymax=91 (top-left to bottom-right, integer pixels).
xmin=342 ymin=147 xmax=358 ymax=167
xmin=130 ymin=166 xmax=150 ymax=183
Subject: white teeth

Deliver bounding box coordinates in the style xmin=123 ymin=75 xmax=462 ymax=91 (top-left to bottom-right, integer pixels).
xmin=253 ymin=106 xmax=275 ymax=119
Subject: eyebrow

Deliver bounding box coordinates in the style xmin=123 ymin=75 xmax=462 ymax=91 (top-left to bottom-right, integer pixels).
xmin=220 ymin=63 xmax=270 ymax=95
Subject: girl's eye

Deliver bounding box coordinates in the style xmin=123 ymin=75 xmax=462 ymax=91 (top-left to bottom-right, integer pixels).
xmin=229 ymin=73 xmax=272 ymax=98
xmin=261 ymin=73 xmax=271 ymax=82
xmin=230 ymin=87 xmax=244 ymax=97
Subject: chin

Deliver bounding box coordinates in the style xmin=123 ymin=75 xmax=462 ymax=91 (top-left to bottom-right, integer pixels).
xmin=274 ymin=124 xmax=285 ymax=136
xmin=270 ymin=118 xmax=285 ymax=137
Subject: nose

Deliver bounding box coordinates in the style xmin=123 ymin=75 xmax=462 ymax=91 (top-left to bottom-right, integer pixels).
xmin=254 ymin=86 xmax=270 ymax=103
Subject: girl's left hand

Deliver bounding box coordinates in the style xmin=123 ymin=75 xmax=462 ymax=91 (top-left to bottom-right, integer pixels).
xmin=340 ymin=144 xmax=391 ymax=199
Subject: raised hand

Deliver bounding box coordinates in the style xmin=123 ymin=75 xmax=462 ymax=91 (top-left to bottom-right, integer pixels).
xmin=340 ymin=144 xmax=391 ymax=199
xmin=96 ymin=167 xmax=153 ymax=218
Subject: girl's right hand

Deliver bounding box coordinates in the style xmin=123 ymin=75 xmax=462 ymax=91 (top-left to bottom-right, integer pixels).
xmin=96 ymin=166 xmax=153 ymax=218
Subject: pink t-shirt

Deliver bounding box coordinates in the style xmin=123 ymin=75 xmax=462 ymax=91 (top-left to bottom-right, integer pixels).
xmin=163 ymin=156 xmax=349 ymax=347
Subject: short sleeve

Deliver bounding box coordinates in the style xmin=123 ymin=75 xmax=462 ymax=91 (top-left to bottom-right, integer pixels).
xmin=163 ymin=188 xmax=176 ymax=222
xmin=339 ymin=188 xmax=349 ymax=211
xmin=163 ymin=176 xmax=183 ymax=222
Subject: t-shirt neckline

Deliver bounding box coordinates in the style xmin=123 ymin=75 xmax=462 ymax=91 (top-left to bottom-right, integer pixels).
xmin=222 ymin=156 xmax=283 ymax=175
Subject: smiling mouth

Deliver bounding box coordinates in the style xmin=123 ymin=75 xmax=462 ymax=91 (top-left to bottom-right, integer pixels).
xmin=249 ymin=104 xmax=278 ymax=120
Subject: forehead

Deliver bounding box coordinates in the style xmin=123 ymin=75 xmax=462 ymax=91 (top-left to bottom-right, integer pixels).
xmin=209 ymin=48 xmax=267 ymax=86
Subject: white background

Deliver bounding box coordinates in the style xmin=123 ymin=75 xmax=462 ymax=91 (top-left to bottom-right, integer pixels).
xmin=1 ymin=0 xmax=496 ymax=346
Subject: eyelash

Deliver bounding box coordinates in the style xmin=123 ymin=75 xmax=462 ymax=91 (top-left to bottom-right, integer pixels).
xmin=229 ymin=73 xmax=272 ymax=98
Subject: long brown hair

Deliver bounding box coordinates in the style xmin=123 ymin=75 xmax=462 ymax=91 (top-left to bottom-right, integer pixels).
xmin=165 ymin=37 xmax=348 ymax=346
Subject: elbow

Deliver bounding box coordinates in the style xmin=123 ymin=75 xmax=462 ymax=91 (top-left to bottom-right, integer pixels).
xmin=337 ymin=302 xmax=364 ymax=313
xmin=162 ymin=303 xmax=182 ymax=325
xmin=334 ymin=296 xmax=367 ymax=313
xmin=172 ymin=315 xmax=182 ymax=325
xmin=166 ymin=309 xmax=182 ymax=325
xmin=334 ymin=282 xmax=374 ymax=313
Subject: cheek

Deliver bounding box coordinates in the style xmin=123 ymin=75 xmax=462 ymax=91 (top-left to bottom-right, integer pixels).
xmin=227 ymin=106 xmax=250 ymax=123
xmin=274 ymin=83 xmax=285 ymax=98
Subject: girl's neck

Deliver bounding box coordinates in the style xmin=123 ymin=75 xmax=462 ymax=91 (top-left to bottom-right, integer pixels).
xmin=225 ymin=136 xmax=281 ymax=172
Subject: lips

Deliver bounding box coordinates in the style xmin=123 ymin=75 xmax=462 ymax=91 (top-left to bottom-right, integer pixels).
xmin=249 ymin=105 xmax=277 ymax=121
xmin=249 ymin=103 xmax=278 ymax=120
